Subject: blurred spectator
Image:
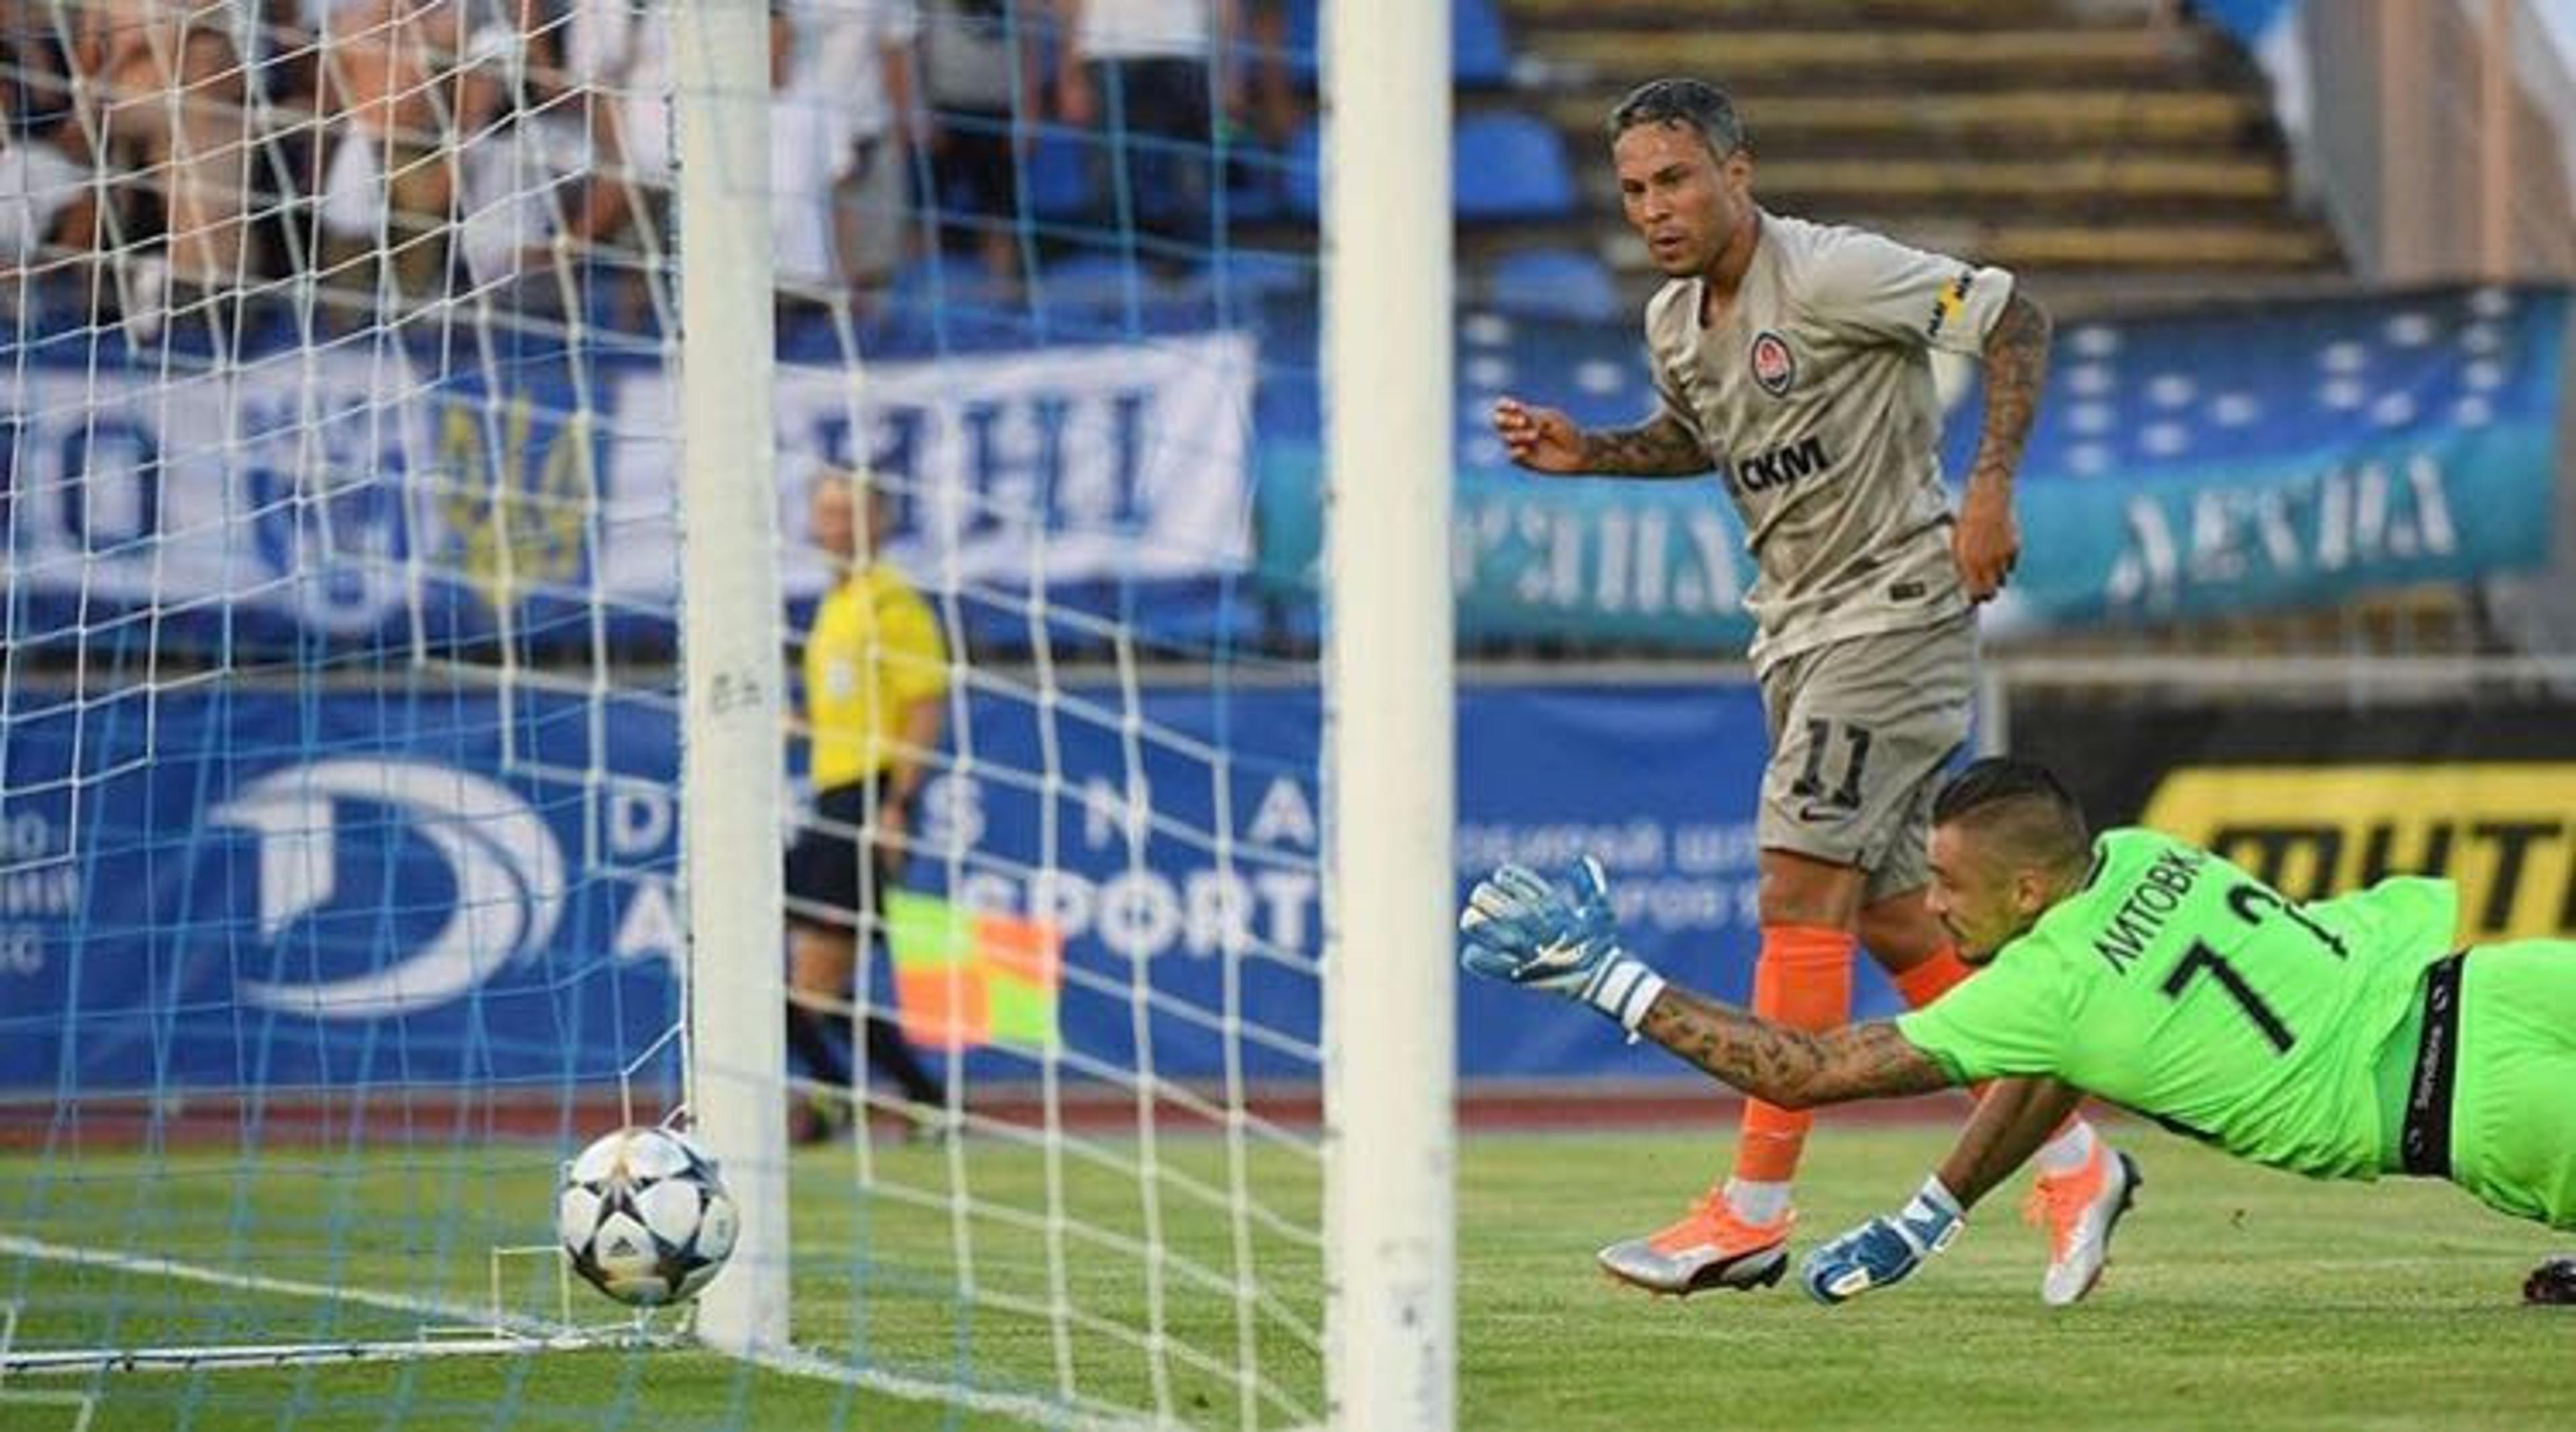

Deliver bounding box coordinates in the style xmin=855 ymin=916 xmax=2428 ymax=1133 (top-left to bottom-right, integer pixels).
xmin=562 ymin=0 xmax=664 ymax=187
xmin=449 ymin=25 xmax=623 ymax=308
xmin=0 ymin=34 xmax=100 ymax=286
xmin=1227 ymin=0 xmax=1298 ymax=218
xmin=916 ymin=0 xmax=1036 ymax=293
xmin=786 ymin=0 xmax=922 ymax=303
xmin=0 ymin=125 xmax=91 ymax=281
xmin=1053 ymin=0 xmax=1238 ymax=255
xmin=1236 ymin=0 xmax=1292 ymax=150
xmin=564 ymin=0 xmax=672 ymax=258
xmin=567 ymin=0 xmax=877 ymax=314
xmin=769 ymin=3 xmax=841 ymax=300
xmin=66 ymin=0 xmax=258 ymax=292
xmin=316 ymin=0 xmax=488 ymax=300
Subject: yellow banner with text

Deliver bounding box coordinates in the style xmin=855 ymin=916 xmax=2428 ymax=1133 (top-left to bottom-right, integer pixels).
xmin=2141 ymin=764 xmax=2576 ymax=943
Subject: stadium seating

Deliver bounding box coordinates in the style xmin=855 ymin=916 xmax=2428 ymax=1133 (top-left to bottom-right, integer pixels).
xmin=1025 ymin=128 xmax=1098 ymax=223
xmin=1285 ymin=0 xmax=1513 ymax=87
xmin=1484 ymin=246 xmax=1622 ymax=321
xmin=1452 ymin=0 xmax=1514 ymax=87
xmin=1034 ymin=251 xmax=1159 ymax=317
xmin=1201 ymin=246 xmax=1315 ymax=300
xmin=1285 ymin=110 xmax=1579 ymax=222
xmin=1452 ymin=112 xmax=1581 ymax=221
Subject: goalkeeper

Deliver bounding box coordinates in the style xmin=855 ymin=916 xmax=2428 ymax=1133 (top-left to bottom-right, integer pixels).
xmin=1460 ymin=757 xmax=2576 ymax=1304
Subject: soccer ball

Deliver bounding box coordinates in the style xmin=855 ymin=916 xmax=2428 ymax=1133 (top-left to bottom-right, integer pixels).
xmin=557 ymin=1125 xmax=739 ymax=1307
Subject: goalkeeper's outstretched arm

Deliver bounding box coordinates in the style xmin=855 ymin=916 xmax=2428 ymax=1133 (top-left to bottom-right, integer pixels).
xmin=1640 ymin=989 xmax=2088 ymax=1199
xmin=1631 ymin=985 xmax=1960 ymax=1109
xmin=1458 ymin=859 xmax=1964 ymax=1108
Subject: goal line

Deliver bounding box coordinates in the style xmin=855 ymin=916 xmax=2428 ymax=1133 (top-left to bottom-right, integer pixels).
xmin=0 ymin=1232 xmax=606 ymax=1376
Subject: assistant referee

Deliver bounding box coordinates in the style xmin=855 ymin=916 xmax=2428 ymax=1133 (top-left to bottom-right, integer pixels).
xmin=785 ymin=468 xmax=951 ymax=1142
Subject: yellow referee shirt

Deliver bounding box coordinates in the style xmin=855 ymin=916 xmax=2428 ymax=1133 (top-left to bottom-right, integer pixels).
xmin=803 ymin=563 xmax=949 ymax=791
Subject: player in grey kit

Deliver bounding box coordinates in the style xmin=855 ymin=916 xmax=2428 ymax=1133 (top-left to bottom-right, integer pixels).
xmin=1492 ymin=78 xmax=2132 ymax=1305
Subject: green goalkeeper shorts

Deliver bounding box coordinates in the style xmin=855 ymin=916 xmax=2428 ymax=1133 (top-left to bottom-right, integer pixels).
xmin=2449 ymin=940 xmax=2576 ymax=1230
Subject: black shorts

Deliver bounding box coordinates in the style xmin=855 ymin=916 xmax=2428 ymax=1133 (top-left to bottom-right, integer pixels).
xmin=785 ymin=779 xmax=893 ymax=934
xmin=932 ymin=109 xmax=1018 ymax=222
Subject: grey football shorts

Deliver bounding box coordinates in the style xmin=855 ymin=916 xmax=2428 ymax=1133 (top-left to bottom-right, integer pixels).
xmin=1754 ymin=614 xmax=1974 ymax=902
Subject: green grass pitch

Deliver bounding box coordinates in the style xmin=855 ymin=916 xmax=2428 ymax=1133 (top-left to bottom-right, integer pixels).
xmin=5 ymin=1119 xmax=2569 ymax=1429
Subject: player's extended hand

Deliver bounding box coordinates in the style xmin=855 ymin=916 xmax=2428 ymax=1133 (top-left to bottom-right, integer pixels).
xmin=1491 ymin=397 xmax=1587 ymax=475
xmin=1952 ymin=479 xmax=2019 ymax=602
xmin=1458 ymin=859 xmax=1667 ymax=1032
xmin=1800 ymin=1175 xmax=1965 ymax=1305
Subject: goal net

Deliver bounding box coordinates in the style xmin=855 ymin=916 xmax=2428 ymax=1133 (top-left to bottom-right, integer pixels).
xmin=0 ymin=0 xmax=1442 ymax=1423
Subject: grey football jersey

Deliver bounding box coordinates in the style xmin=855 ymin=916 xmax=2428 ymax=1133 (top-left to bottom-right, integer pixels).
xmin=1643 ymin=210 xmax=2015 ymax=670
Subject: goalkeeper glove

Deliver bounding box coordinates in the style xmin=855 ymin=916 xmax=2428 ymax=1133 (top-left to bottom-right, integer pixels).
xmin=1457 ymin=858 xmax=1666 ymax=1035
xmin=1799 ymin=1175 xmax=1965 ymax=1305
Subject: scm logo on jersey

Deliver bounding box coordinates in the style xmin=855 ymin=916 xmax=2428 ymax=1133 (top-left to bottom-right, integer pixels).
xmin=211 ymin=759 xmax=568 ymax=1019
xmin=2139 ymin=764 xmax=2576 ymax=942
xmin=1748 ymin=331 xmax=1796 ymax=397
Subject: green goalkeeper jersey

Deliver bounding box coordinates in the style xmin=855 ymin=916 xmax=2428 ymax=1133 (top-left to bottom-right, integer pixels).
xmin=1896 ymin=828 xmax=2458 ymax=1179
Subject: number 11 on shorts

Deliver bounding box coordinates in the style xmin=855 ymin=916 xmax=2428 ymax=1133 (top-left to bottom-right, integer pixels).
xmin=1792 ymin=719 xmax=1874 ymax=813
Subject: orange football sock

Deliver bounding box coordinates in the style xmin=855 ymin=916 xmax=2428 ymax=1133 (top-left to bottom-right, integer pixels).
xmin=1890 ymin=944 xmax=1973 ymax=1009
xmin=1729 ymin=924 xmax=1856 ymax=1187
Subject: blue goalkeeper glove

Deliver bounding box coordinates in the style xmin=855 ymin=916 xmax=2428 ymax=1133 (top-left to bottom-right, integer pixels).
xmin=1799 ymin=1175 xmax=1965 ymax=1305
xmin=1457 ymin=859 xmax=1667 ymax=1035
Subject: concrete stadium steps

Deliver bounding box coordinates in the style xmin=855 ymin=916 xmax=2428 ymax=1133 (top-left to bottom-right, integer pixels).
xmin=1735 ymin=218 xmax=2334 ymax=271
xmin=1505 ymin=0 xmax=2143 ymax=29
xmin=1496 ymin=0 xmax=2341 ymax=294
xmin=1536 ymin=91 xmax=2275 ymax=160
xmin=1449 ymin=215 xmax=2332 ymax=286
xmin=1961 ymin=265 xmax=2367 ymax=317
xmin=1446 ymin=230 xmax=2359 ymax=319
xmin=1530 ymin=26 xmax=2236 ymax=92
xmin=1976 ymin=222 xmax=2335 ymax=270
xmin=1582 ymin=154 xmax=2288 ymax=208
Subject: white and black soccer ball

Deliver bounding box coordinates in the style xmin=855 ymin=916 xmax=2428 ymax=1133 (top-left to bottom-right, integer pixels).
xmin=557 ymin=1125 xmax=739 ymax=1307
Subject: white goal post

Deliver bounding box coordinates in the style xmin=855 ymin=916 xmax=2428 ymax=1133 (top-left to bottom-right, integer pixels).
xmin=674 ymin=0 xmax=792 ymax=1358
xmin=1320 ymin=0 xmax=1458 ymax=1427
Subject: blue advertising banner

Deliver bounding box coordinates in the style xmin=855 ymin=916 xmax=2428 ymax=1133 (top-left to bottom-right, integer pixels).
xmin=0 ymin=680 xmax=1862 ymax=1093
xmin=1259 ymin=284 xmax=2569 ymax=647
xmin=0 ymin=683 xmax=688 ymax=1094
xmin=0 ymin=329 xmax=1259 ymax=656
xmin=9 ymin=286 xmax=2554 ymax=657
xmin=1973 ymin=284 xmax=2566 ymax=629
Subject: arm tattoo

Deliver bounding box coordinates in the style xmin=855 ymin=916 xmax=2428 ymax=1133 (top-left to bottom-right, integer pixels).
xmin=1966 ymin=289 xmax=2051 ymax=494
xmin=1634 ymin=985 xmax=1958 ymax=1108
xmin=1575 ymin=410 xmax=1714 ymax=478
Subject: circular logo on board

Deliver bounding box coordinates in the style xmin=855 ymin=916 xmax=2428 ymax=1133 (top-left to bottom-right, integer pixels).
xmin=1749 ymin=331 xmax=1796 ymax=398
